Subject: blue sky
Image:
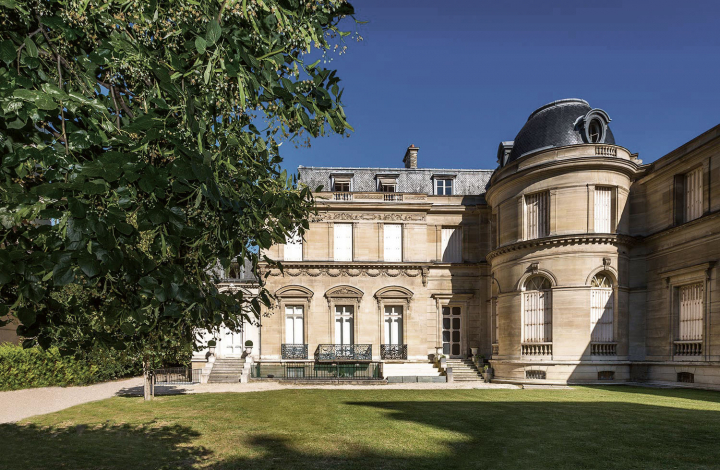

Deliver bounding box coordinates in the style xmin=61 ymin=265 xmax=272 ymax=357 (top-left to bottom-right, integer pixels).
xmin=279 ymin=0 xmax=720 ymax=172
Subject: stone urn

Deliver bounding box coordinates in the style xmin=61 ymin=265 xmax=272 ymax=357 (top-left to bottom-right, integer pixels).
xmin=470 ymin=347 xmax=478 ymax=357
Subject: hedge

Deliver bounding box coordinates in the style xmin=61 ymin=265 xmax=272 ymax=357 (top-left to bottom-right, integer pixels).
xmin=0 ymin=343 xmax=146 ymax=391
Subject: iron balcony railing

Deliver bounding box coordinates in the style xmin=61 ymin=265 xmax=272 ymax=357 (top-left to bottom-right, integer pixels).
xmin=314 ymin=344 xmax=372 ymax=362
xmin=281 ymin=344 xmax=309 ymax=360
xmin=251 ymin=362 xmax=383 ymax=380
xmin=380 ymin=344 xmax=407 ymax=360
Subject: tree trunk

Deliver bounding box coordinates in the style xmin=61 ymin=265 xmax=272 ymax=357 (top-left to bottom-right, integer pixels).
xmin=143 ymin=356 xmax=153 ymax=401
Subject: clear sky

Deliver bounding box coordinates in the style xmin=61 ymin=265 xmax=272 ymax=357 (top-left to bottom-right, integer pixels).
xmin=279 ymin=0 xmax=720 ymax=173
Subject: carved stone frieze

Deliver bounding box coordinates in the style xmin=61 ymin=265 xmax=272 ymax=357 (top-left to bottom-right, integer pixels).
xmin=312 ymin=212 xmax=426 ymax=222
xmin=266 ymin=264 xmax=429 ymax=286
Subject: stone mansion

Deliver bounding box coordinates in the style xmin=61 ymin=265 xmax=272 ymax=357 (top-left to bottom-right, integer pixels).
xmin=204 ymin=98 xmax=720 ymax=387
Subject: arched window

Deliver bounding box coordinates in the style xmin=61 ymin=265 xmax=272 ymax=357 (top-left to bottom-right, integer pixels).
xmin=590 ymin=273 xmax=614 ymax=342
xmin=523 ymin=276 xmax=552 ymax=343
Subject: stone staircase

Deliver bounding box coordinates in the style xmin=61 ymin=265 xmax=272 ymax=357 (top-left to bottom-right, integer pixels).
xmin=208 ymin=358 xmax=245 ymax=383
xmin=446 ymin=359 xmax=484 ymax=382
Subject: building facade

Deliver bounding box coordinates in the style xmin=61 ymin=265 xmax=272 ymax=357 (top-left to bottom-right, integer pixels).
xmin=254 ymin=98 xmax=720 ymax=387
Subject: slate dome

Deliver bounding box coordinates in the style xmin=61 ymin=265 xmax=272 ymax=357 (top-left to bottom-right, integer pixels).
xmin=505 ymin=99 xmax=615 ymax=164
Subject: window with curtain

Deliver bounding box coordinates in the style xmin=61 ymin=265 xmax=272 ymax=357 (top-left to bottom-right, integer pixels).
xmin=685 ymin=167 xmax=703 ymax=222
xmin=594 ymin=187 xmax=612 ymax=233
xmin=285 ymin=305 xmax=304 ymax=344
xmin=525 ymin=191 xmax=549 ymax=239
xmin=590 ymin=273 xmax=614 ymax=342
xmin=523 ymin=276 xmax=552 ymax=343
xmin=384 ymin=224 xmax=402 ymax=262
xmin=334 ymin=223 xmax=353 ymax=261
xmin=384 ymin=306 xmax=403 ymax=345
xmin=441 ymin=227 xmax=462 ymax=263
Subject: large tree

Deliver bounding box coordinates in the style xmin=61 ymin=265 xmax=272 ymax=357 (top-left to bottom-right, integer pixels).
xmin=0 ymin=0 xmax=356 ymax=397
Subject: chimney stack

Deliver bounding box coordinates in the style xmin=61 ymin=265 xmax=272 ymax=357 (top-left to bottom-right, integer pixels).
xmin=403 ymin=144 xmax=419 ymax=169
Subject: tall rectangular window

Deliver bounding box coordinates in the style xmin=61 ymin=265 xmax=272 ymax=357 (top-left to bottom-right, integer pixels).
xmin=679 ymin=283 xmax=703 ymax=341
xmin=384 ymin=306 xmax=403 ymax=345
xmin=594 ymin=187 xmax=612 ymax=233
xmin=441 ymin=227 xmax=462 ymax=263
xmin=335 ymin=305 xmax=354 ymax=345
xmin=284 ymin=229 xmax=302 ymax=261
xmin=285 ymin=306 xmax=304 ymax=344
xmin=685 ymin=167 xmax=703 ymax=222
xmin=525 ymin=191 xmax=549 ymax=240
xmin=435 ymin=179 xmax=453 ymax=195
xmin=523 ymin=290 xmax=552 ymax=342
xmin=334 ymin=223 xmax=353 ymax=261
xmin=384 ymin=224 xmax=402 ymax=262
xmin=590 ymin=289 xmax=614 ymax=342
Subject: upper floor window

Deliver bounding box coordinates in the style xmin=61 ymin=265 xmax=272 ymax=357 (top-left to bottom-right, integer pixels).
xmin=594 ymin=187 xmax=612 ymax=233
xmin=435 ymin=179 xmax=453 ymax=195
xmin=685 ymin=167 xmax=703 ymax=222
xmin=383 ymin=224 xmax=402 ymax=262
xmin=284 ymin=229 xmax=302 ymax=261
xmin=334 ymin=223 xmax=353 ymax=261
xmin=525 ymin=191 xmax=549 ymax=240
xmin=441 ymin=227 xmax=462 ymax=263
xmin=331 ymin=174 xmax=353 ymax=193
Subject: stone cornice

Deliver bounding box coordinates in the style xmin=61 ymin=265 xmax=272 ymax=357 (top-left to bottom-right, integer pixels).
xmin=643 ymin=210 xmax=720 ymax=242
xmin=486 ymin=234 xmax=639 ymax=262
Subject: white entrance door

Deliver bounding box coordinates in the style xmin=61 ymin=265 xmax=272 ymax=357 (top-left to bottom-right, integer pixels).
xmin=442 ymin=306 xmax=462 ymax=357
xmin=220 ymin=327 xmax=243 ymax=357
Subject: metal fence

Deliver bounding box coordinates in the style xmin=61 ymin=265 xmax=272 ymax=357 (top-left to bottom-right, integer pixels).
xmin=251 ymin=362 xmax=383 ymax=380
xmin=314 ymin=344 xmax=372 ymax=362
xmin=153 ymin=367 xmax=201 ymax=385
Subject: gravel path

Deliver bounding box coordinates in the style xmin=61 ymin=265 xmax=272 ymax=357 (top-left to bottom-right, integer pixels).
xmin=0 ymin=377 xmax=144 ymax=424
xmin=0 ymin=379 xmax=519 ymax=424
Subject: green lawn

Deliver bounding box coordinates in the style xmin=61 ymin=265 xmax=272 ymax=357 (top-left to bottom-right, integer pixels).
xmin=2 ymin=386 xmax=720 ymax=469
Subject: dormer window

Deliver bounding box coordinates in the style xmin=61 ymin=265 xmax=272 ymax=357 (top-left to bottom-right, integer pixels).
xmin=435 ymin=179 xmax=453 ymax=195
xmin=378 ymin=177 xmax=397 ymax=192
xmin=588 ymin=119 xmax=603 ymax=143
xmin=330 ymin=174 xmax=353 ymax=192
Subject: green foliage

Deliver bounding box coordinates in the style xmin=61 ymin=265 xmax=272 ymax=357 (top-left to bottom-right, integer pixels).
xmin=0 ymin=342 xmax=189 ymax=390
xmin=244 ymin=339 xmax=253 ymax=347
xmin=0 ymin=1 xmax=357 ymax=356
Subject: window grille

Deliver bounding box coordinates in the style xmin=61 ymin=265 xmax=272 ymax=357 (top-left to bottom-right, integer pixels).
xmin=677 ymin=372 xmax=694 ymax=383
xmin=526 ymin=370 xmax=546 ymax=380
xmin=523 ymin=276 xmax=552 ymax=343
xmin=679 ymin=283 xmax=703 ymax=341
xmin=598 ymin=371 xmax=615 ymax=380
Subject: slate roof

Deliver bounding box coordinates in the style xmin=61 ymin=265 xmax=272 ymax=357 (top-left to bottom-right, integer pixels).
xmin=298 ymin=166 xmax=494 ymax=195
xmin=507 ymin=99 xmax=616 ymax=163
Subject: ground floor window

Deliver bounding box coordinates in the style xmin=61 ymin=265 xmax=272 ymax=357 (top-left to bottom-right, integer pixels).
xmin=335 ymin=305 xmax=354 ymax=345
xmin=442 ymin=306 xmax=461 ymax=356
xmin=591 ymin=273 xmax=614 ymax=342
xmin=384 ymin=306 xmax=403 ymax=345
xmin=679 ymin=283 xmax=703 ymax=341
xmin=285 ymin=305 xmax=304 ymax=344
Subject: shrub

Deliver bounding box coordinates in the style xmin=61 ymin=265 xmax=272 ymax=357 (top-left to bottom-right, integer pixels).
xmin=245 ymin=340 xmax=253 ymax=347
xmin=0 ymin=343 xmax=190 ymax=391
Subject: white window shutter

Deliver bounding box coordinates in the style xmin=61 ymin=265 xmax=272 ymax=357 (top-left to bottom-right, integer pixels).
xmin=334 ymin=224 xmax=353 ymax=261
xmin=384 ymin=224 xmax=402 ymax=262
xmin=679 ymin=284 xmax=703 ymax=341
xmin=685 ymin=167 xmax=703 ymax=222
xmin=594 ymin=187 xmax=612 ymax=233
xmin=284 ymin=229 xmax=302 ymax=261
xmin=525 ymin=192 xmax=548 ymax=239
xmin=441 ymin=228 xmax=462 ymax=263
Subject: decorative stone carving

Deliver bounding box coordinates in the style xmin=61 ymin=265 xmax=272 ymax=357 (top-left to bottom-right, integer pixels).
xmin=312 ymin=212 xmax=426 ymax=222
xmin=529 ymin=262 xmax=539 ymax=275
xmin=266 ymin=264 xmax=428 ymax=286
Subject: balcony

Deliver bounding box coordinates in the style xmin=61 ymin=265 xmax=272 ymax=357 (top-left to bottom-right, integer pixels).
xmin=314 ymin=344 xmax=372 ymax=362
xmin=590 ymin=342 xmax=617 ymax=356
xmin=521 ymin=342 xmax=552 ymax=357
xmin=321 ymin=192 xmax=428 ymax=203
xmin=674 ymin=340 xmax=702 ymax=357
xmin=281 ymin=344 xmax=308 ymax=360
xmin=380 ymin=344 xmax=407 ymax=360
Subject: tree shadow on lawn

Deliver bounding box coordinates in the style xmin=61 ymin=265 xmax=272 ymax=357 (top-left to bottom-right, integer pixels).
xmin=2 ymin=396 xmax=720 ymax=469
xmin=0 ymin=421 xmax=211 ymax=470
xmin=584 ymin=384 xmax=720 ymax=404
